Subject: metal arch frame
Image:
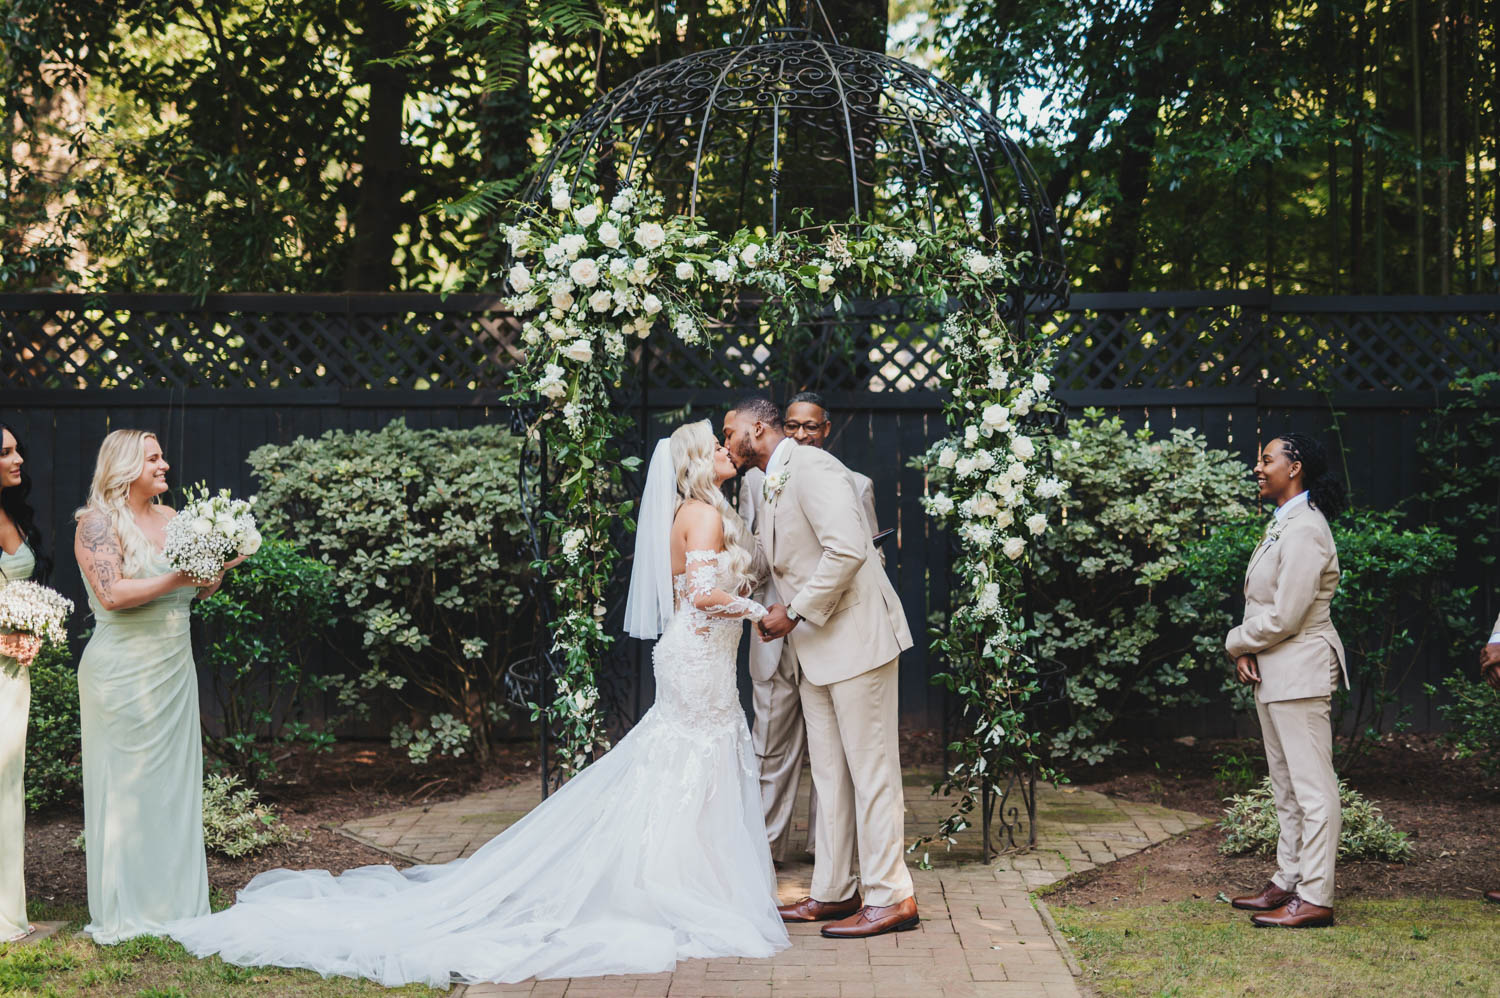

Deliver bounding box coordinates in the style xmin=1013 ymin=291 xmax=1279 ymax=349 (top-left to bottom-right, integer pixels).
xmin=513 ymin=3 xmax=1074 ymax=839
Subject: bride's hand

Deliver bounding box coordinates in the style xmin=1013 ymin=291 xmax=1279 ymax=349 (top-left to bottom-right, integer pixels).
xmin=194 ymin=573 xmax=226 ymax=599
xmin=224 ymin=554 xmax=248 ymax=571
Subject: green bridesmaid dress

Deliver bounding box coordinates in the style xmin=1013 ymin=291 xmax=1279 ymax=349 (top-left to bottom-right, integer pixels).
xmin=0 ymin=540 xmax=36 ymax=942
xmin=78 ymin=549 xmax=208 ymax=944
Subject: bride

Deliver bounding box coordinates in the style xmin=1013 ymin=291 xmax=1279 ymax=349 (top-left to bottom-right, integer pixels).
xmin=166 ymin=420 xmax=789 ymax=987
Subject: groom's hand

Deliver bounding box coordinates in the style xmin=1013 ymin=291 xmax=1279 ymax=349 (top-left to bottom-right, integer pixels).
xmin=1235 ymin=654 xmax=1260 ymax=686
xmin=759 ymin=604 xmax=799 ymax=640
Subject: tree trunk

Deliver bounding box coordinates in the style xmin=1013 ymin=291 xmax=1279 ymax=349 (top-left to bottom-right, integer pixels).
xmin=344 ymin=0 xmax=411 ymax=291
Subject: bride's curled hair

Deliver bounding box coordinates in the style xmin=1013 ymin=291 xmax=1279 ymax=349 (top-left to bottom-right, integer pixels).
xmin=75 ymin=429 xmax=163 ymax=577
xmin=670 ymin=420 xmax=755 ymax=592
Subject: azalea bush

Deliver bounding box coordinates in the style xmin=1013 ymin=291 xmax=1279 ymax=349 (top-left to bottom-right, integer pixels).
xmin=194 ymin=536 xmax=342 ymax=783
xmin=503 ymin=176 xmax=1065 ymax=846
xmin=248 ymin=420 xmax=534 ymax=764
xmin=1003 ymin=410 xmax=1252 ymax=765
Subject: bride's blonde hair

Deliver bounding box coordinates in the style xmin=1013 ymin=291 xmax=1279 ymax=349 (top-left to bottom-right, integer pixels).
xmin=670 ymin=420 xmax=754 ymax=591
xmin=75 ymin=430 xmax=161 ymax=577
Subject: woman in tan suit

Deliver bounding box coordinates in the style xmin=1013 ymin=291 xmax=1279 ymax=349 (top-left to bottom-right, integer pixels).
xmin=1226 ymin=432 xmax=1348 ymax=929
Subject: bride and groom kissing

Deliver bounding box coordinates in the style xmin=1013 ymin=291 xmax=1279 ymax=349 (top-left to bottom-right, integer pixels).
xmin=161 ymin=394 xmax=918 ymax=988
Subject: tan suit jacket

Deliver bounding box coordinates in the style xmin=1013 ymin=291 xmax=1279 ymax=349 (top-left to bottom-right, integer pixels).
xmin=741 ymin=465 xmax=880 ymax=683
xmin=1226 ymin=501 xmax=1349 ymax=704
xmin=1491 ymin=612 xmax=1500 ymax=638
xmin=757 ymin=443 xmax=913 ymax=686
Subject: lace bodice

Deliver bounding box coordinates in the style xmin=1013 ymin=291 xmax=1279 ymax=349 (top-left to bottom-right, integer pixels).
xmin=649 ymin=550 xmax=766 ymax=743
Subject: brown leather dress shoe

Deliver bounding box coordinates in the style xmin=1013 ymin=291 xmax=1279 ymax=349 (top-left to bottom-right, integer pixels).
xmin=1250 ymin=895 xmax=1333 ymax=928
xmin=1230 ymin=881 xmax=1295 ymax=911
xmin=1485 ymin=890 xmax=1500 ymax=904
xmin=820 ymin=897 xmax=920 ymax=938
xmin=777 ymin=893 xmax=862 ymax=923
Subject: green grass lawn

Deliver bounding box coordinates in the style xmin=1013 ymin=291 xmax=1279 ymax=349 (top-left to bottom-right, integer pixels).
xmin=1053 ymin=898 xmax=1500 ymax=997
xmin=0 ymin=902 xmax=444 ymax=998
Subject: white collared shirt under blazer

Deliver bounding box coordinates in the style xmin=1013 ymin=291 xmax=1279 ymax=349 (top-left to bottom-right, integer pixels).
xmin=1226 ymin=499 xmax=1349 ymax=702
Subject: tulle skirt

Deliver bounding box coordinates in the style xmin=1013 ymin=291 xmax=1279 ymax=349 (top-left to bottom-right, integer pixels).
xmin=166 ymin=705 xmax=789 ymax=987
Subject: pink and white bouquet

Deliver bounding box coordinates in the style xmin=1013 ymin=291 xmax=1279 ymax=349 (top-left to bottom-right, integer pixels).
xmin=0 ymin=579 xmax=74 ymax=649
xmin=164 ymin=485 xmax=262 ymax=583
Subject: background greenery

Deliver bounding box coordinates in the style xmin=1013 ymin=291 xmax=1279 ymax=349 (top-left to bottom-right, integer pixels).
xmin=5 ymin=0 xmax=1496 ymax=295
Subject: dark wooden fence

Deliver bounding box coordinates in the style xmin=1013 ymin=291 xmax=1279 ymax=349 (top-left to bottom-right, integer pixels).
xmin=4 ymin=292 xmax=1497 ymax=735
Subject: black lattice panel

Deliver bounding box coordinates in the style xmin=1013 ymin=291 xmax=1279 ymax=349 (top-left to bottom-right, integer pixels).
xmin=1 ymin=295 xmax=520 ymax=390
xmin=4 ymin=294 xmax=1496 ymax=394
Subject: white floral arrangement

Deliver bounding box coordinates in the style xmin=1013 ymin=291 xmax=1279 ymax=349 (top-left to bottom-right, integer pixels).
xmin=164 ymin=485 xmax=263 ymax=583
xmin=0 ymin=580 xmax=74 ymax=648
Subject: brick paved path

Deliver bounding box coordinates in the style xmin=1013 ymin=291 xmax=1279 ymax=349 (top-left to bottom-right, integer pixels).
xmin=339 ymin=769 xmax=1206 ymax=997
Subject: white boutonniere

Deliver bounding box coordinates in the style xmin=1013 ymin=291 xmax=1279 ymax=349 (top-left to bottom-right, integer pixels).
xmin=1264 ymin=517 xmax=1283 ymax=544
xmin=763 ymin=470 xmax=790 ymax=504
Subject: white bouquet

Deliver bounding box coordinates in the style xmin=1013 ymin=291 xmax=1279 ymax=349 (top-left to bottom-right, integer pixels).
xmin=164 ymin=485 xmax=262 ymax=583
xmin=0 ymin=580 xmax=74 ymax=648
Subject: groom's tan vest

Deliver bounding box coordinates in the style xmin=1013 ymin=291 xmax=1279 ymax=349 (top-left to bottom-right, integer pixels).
xmin=757 ymin=443 xmax=913 ymax=686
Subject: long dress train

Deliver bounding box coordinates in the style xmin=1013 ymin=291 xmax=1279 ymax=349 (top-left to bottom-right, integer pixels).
xmin=166 ymin=549 xmax=789 ymax=987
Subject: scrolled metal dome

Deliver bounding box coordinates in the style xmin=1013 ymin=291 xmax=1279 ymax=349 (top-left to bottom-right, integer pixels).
xmin=531 ymin=9 xmax=1068 ymax=311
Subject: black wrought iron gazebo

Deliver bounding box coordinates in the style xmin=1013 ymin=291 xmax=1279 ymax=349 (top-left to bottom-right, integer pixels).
xmin=512 ymin=0 xmax=1070 ymax=860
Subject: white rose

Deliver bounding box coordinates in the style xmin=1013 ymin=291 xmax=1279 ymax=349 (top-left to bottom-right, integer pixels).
xmin=937 ymin=447 xmax=957 ymax=469
xmin=597 ymin=221 xmax=621 ymax=248
xmin=740 ymin=242 xmax=761 ymax=267
xmin=1032 ymin=372 xmax=1051 ymax=393
xmin=980 ymin=403 xmax=1009 ymax=434
xmin=550 ymin=288 xmax=575 ymax=311
xmin=550 ymin=186 xmax=570 ymax=211
xmin=966 ymin=251 xmax=991 ymax=275
xmin=569 ymin=258 xmax=601 ymax=288
xmin=215 ymin=517 xmax=237 ymax=538
xmin=1026 ymin=513 xmax=1048 ymax=536
xmin=1006 ymin=461 xmax=1027 ymax=483
xmin=675 ymin=261 xmax=694 ymax=281
xmin=564 ymin=339 xmax=594 ymax=363
xmin=817 ymin=273 xmax=835 ymax=293
xmin=954 ymin=456 xmax=977 ymax=479
xmin=588 ymin=289 xmax=613 ymax=312
xmin=573 ymin=203 xmax=599 ymax=227
xmin=928 ymin=493 xmax=954 ymax=516
xmin=709 ymin=259 xmax=734 ymax=282
xmin=895 ymin=238 xmax=917 ymax=261
xmin=968 ymin=493 xmax=998 ymax=518
xmin=1010 ymin=435 xmax=1036 ymax=460
xmin=995 ymin=510 xmax=1014 ymax=529
xmin=1002 ymin=536 xmax=1026 ymax=561
xmin=641 ymin=293 xmax=663 ymax=316
xmin=973 ymin=450 xmax=995 ymax=471
xmin=507 ymin=263 xmax=533 ymax=293
xmin=633 ymin=222 xmax=666 ymax=251
xmin=963 ymin=425 xmax=980 ymax=448
xmin=189 ymin=516 xmax=213 ymax=535
xmin=238 ymin=528 xmax=263 ymax=557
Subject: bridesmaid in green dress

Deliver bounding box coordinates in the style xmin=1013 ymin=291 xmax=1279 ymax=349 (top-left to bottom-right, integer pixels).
xmin=1 ymin=422 xmax=48 ymax=943
xmin=73 ymin=430 xmax=237 ymax=944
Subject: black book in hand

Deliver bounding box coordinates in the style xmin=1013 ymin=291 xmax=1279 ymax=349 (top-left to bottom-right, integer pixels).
xmin=872 ymin=528 xmax=895 ymax=548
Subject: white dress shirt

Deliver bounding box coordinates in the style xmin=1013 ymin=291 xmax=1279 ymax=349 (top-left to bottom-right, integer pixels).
xmin=1274 ymin=491 xmax=1310 ymax=522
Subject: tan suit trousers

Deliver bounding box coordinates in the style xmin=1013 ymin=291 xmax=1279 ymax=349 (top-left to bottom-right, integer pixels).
xmin=1256 ymin=691 xmax=1340 ymax=908
xmin=799 ymin=657 xmax=914 ymax=908
xmin=750 ymin=637 xmax=818 ymax=861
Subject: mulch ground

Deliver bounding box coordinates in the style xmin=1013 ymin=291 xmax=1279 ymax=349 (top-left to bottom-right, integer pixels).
xmin=1049 ymin=732 xmax=1500 ymax=908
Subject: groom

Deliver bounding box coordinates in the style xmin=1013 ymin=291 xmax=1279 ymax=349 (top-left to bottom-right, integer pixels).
xmin=723 ymin=395 xmax=918 ymax=939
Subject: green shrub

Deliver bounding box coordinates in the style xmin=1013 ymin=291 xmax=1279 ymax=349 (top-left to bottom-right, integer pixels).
xmin=1430 ymin=672 xmax=1500 ymax=775
xmin=194 ymin=536 xmax=341 ymax=782
xmin=200 ymin=773 xmax=300 ymax=858
xmin=1217 ymin=777 xmax=1413 ymax=862
xmin=248 ymin=419 xmax=535 ymax=764
xmin=23 ymin=637 xmax=82 ymax=812
xmin=1028 ymin=410 xmax=1254 ymax=763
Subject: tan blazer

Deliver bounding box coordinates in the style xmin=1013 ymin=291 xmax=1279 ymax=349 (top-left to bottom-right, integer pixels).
xmin=1491 ymin=612 xmax=1500 ymax=638
xmin=741 ymin=465 xmax=881 ymax=683
xmin=1226 ymin=501 xmax=1349 ymax=703
xmin=757 ymin=443 xmax=913 ymax=686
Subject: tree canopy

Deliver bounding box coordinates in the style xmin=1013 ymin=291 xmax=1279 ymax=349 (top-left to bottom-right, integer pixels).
xmin=2 ymin=0 xmax=1494 ymax=294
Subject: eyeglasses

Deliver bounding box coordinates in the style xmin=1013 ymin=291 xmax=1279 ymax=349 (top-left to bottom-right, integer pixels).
xmin=784 ymin=420 xmax=828 ymax=433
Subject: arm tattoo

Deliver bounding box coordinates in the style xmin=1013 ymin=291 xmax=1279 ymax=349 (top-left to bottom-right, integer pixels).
xmin=78 ymin=514 xmax=123 ymax=600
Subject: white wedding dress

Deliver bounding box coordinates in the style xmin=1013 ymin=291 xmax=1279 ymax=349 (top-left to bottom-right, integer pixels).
xmin=166 ymin=549 xmax=788 ymax=987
